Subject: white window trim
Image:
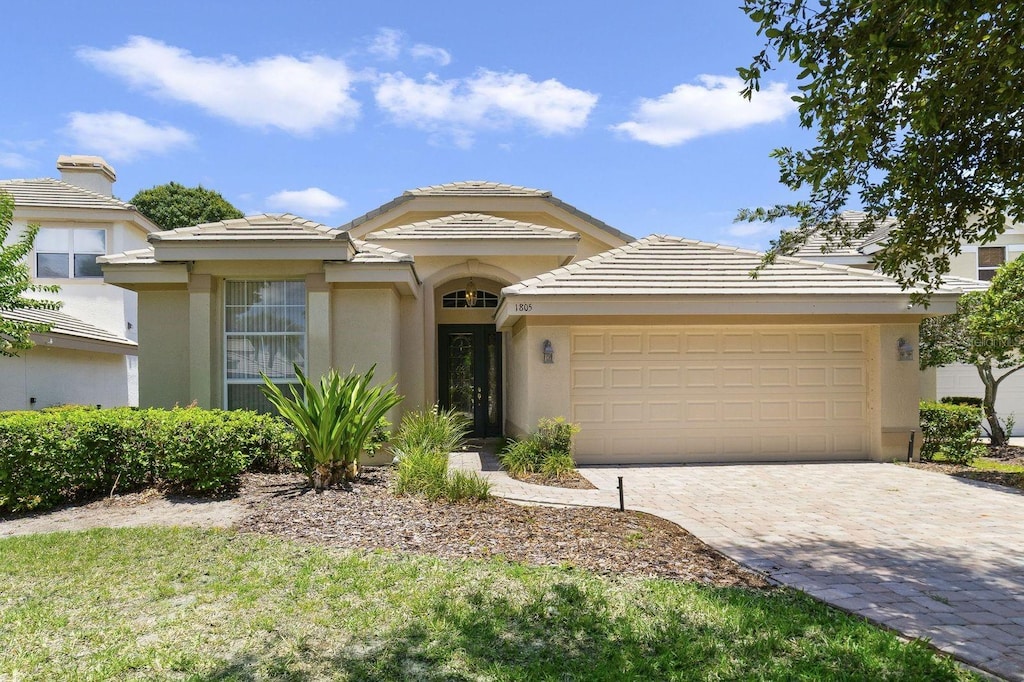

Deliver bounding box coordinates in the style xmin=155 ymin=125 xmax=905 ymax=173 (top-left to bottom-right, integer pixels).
xmin=223 ymin=279 xmax=307 ymax=410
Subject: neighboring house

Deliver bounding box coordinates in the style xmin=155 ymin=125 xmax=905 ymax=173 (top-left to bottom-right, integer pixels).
xmin=0 ymin=156 xmax=157 ymax=410
xmin=793 ymin=213 xmax=1024 ymax=435
xmin=101 ymin=182 xmax=960 ymax=464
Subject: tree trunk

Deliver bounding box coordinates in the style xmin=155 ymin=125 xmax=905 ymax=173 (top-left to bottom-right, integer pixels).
xmin=978 ymin=365 xmax=1007 ymax=447
xmin=312 ymin=461 xmax=350 ymax=490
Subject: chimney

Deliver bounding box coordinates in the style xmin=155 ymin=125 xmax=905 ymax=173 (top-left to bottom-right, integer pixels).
xmin=56 ymin=155 xmax=116 ymax=197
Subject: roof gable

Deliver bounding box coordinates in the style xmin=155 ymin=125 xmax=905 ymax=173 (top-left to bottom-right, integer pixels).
xmin=340 ymin=180 xmax=632 ymax=249
xmin=366 ymin=212 xmax=580 ymax=241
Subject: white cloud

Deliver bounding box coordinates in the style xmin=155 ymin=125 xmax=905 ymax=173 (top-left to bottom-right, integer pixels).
xmin=375 ymin=70 xmax=598 ymax=144
xmin=65 ymin=111 xmax=193 ymax=161
xmin=266 ymin=187 xmax=346 ymax=218
xmin=410 ymin=43 xmax=452 ymax=66
xmin=0 ymin=152 xmax=31 ymax=170
xmin=368 ymin=28 xmax=404 ymax=60
xmin=612 ymin=75 xmax=797 ymax=146
xmin=79 ymin=36 xmax=359 ymax=135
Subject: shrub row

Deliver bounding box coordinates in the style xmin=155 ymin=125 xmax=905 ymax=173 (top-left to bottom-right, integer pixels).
xmin=0 ymin=407 xmax=300 ymax=513
xmin=919 ymin=401 xmax=986 ymax=465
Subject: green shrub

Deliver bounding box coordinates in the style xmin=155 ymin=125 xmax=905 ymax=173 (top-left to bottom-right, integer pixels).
xmin=445 ymin=470 xmax=492 ymax=502
xmin=0 ymin=407 xmax=300 ymax=514
xmin=393 ymin=446 xmax=449 ymax=500
xmin=261 ymin=365 xmax=403 ymax=488
xmin=919 ymin=401 xmax=986 ymax=465
xmin=539 ymin=451 xmax=577 ymax=478
xmin=939 ymin=396 xmax=984 ymax=408
xmin=500 ymin=417 xmax=581 ymax=479
xmin=390 ymin=406 xmax=469 ymax=457
xmin=390 ymin=407 xmax=486 ymax=502
xmin=500 ymin=438 xmax=542 ymax=476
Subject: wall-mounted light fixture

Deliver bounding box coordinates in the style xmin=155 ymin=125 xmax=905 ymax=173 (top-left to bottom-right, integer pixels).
xmin=542 ymin=339 xmax=554 ymax=364
xmin=464 ymin=279 xmax=478 ymax=307
xmin=897 ymin=337 xmax=914 ymax=362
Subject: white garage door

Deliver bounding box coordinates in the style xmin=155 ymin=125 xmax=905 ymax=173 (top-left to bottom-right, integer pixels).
xmin=936 ymin=363 xmax=1023 ymax=436
xmin=570 ymin=326 xmax=871 ymax=463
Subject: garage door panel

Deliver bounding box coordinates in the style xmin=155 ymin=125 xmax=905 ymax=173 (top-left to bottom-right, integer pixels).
xmin=571 ymin=327 xmax=870 ymax=462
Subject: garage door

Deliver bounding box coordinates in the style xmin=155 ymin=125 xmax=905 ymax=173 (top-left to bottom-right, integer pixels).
xmin=936 ymin=363 xmax=1023 ymax=436
xmin=570 ymin=327 xmax=871 ymax=463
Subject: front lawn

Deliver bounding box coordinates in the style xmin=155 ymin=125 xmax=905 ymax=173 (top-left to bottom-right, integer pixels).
xmin=0 ymin=527 xmax=973 ymax=680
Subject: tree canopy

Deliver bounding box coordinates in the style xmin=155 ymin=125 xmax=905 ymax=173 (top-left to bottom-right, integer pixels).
xmin=737 ymin=1 xmax=1024 ymax=292
xmin=920 ymin=256 xmax=1024 ymax=445
xmin=0 ymin=193 xmax=61 ymax=357
xmin=130 ymin=182 xmax=244 ymax=231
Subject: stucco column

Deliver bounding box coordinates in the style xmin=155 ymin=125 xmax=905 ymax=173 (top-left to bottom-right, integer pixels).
xmin=306 ymin=273 xmax=331 ymax=379
xmin=188 ymin=274 xmax=213 ymax=408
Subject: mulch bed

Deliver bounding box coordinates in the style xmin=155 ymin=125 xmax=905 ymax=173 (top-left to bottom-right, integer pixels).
xmin=236 ymin=468 xmax=768 ymax=589
xmin=509 ymin=471 xmax=597 ymax=489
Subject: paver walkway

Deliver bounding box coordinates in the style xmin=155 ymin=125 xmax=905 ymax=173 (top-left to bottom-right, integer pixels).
xmin=453 ymin=450 xmax=1024 ymax=681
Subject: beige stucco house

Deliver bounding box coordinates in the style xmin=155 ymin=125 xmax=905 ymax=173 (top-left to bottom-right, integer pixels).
xmin=0 ymin=156 xmax=156 ymax=410
xmin=101 ymin=182 xmax=962 ymax=463
xmin=794 ymin=213 xmax=1024 ymax=435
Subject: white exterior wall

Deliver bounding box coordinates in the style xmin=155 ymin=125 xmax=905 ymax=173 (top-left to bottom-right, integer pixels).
xmin=3 ymin=212 xmax=149 ymax=409
xmin=0 ymin=346 xmax=130 ymax=410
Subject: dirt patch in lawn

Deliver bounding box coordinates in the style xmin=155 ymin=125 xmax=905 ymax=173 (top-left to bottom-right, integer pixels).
xmin=236 ymin=468 xmax=768 ymax=589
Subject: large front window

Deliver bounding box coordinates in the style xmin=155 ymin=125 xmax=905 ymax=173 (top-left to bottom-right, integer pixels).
xmin=35 ymin=227 xmax=106 ymax=278
xmin=225 ymin=280 xmax=306 ymax=411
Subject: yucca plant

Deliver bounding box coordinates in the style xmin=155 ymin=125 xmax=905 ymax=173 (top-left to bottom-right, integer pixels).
xmin=261 ymin=364 xmax=403 ymax=489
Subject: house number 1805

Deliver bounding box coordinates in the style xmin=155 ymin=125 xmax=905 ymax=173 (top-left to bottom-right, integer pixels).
xmin=514 ymin=303 xmax=533 ymax=312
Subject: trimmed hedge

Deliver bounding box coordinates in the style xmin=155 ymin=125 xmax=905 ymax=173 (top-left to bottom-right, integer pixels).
xmin=919 ymin=401 xmax=986 ymax=465
xmin=0 ymin=407 xmax=300 ymax=514
xmin=939 ymin=396 xmax=984 ymax=408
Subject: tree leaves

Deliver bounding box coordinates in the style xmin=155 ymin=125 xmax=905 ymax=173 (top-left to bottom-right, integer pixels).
xmin=0 ymin=193 xmax=61 ymax=357
xmin=130 ymin=182 xmax=243 ymax=231
xmin=738 ymin=1 xmax=1024 ymax=293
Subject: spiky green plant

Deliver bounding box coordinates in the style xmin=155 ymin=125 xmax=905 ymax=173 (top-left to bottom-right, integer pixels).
xmin=261 ymin=365 xmax=402 ymax=489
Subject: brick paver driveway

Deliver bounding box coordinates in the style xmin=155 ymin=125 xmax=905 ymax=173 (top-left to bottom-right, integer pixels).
xmin=582 ymin=463 xmax=1024 ymax=681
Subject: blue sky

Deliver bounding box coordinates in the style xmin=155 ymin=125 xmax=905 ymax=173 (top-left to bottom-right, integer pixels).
xmin=1 ymin=1 xmax=815 ymax=249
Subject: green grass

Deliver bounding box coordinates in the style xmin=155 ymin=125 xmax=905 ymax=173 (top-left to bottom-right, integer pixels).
xmin=968 ymin=457 xmax=1024 ymax=474
xmin=0 ymin=527 xmax=974 ymax=681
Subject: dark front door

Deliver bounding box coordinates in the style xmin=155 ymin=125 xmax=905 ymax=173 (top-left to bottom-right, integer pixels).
xmin=438 ymin=324 xmax=502 ymax=437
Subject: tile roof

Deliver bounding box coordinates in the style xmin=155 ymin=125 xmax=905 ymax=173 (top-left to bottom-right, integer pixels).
xmin=504 ymin=234 xmax=956 ymax=296
xmin=939 ymin=275 xmax=991 ymax=292
xmin=350 ymin=239 xmax=414 ymax=263
xmin=2 ymin=307 xmax=135 ymax=348
xmin=405 ymin=181 xmax=551 ymax=197
xmin=96 ymin=248 xmax=157 ymax=265
xmin=791 ymin=211 xmax=897 ymax=258
xmin=0 ymin=178 xmax=135 ymax=211
xmin=366 ymin=212 xmax=580 ymax=240
xmin=149 ymin=213 xmax=347 ymax=242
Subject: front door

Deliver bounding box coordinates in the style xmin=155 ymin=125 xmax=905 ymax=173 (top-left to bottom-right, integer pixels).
xmin=438 ymin=324 xmax=502 ymax=437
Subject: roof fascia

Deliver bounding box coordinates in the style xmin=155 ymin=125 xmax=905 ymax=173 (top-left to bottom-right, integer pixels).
xmin=323 ymin=262 xmax=420 ymax=297
xmin=29 ymin=331 xmax=137 ymax=355
xmin=151 ymin=241 xmax=353 ymax=262
xmin=495 ymin=293 xmax=958 ymax=329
